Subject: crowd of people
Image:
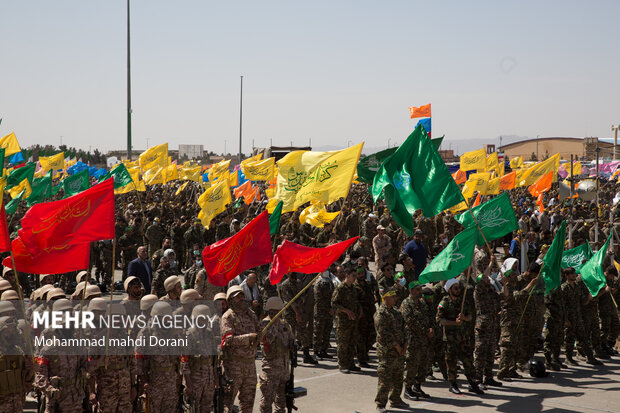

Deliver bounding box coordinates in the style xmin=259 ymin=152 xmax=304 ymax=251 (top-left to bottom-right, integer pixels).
xmin=0 ymin=175 xmax=619 ymax=412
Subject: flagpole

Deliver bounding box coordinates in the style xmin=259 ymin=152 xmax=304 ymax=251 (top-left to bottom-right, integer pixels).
xmin=569 ymin=155 xmax=575 ymax=249
xmin=105 ymin=237 xmax=116 ymax=370
xmin=9 ymin=252 xmax=36 ymax=361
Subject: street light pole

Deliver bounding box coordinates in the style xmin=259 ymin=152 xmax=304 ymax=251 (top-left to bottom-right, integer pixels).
xmin=239 ymin=76 xmax=243 ymax=163
xmin=126 ymin=0 xmax=132 ymax=160
xmin=612 ymin=125 xmax=620 ymax=161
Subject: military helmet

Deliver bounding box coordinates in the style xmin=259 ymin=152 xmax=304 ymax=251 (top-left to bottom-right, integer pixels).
xmin=0 ymin=279 xmax=11 ymax=293
xmin=47 ymin=288 xmax=66 ymax=302
xmin=0 ymin=301 xmax=16 ymax=317
xmin=140 ymin=294 xmax=159 ymax=311
xmin=214 ymin=292 xmax=226 ymax=301
xmin=75 ymin=271 xmax=89 ymax=285
xmin=265 ymin=297 xmax=284 ymax=312
xmin=107 ymin=303 xmax=127 ymax=316
xmin=53 ymin=298 xmax=74 ymax=312
xmin=529 ymin=359 xmax=549 ymax=378
xmin=1 ymin=290 xmax=19 ymax=300
xmin=150 ymin=301 xmax=173 ymax=317
xmin=84 ymin=285 xmax=102 ymax=299
xmin=0 ymin=315 xmax=18 ymax=334
xmin=88 ymin=297 xmax=107 ymax=312
xmin=226 ymin=285 xmax=244 ymax=301
xmin=124 ymin=276 xmax=142 ymax=292
xmin=191 ymin=304 xmax=212 ymax=318
xmin=164 ymin=276 xmax=181 ymax=292
xmin=180 ymin=288 xmax=201 ymax=304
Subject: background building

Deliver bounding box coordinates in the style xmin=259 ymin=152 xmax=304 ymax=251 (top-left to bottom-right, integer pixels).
xmin=499 ymin=136 xmax=618 ymax=161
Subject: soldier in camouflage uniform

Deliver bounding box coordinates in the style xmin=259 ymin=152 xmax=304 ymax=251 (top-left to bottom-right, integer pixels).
xmin=442 ymin=211 xmax=460 ymax=239
xmin=151 ymin=238 xmax=172 ymax=271
xmin=331 ymin=266 xmax=362 ymax=373
xmin=372 ymin=226 xmax=392 ymax=271
xmin=118 ymin=226 xmax=140 ymax=280
xmin=355 ymin=266 xmax=376 ymax=367
xmin=0 ymin=315 xmax=34 ymax=413
xmin=543 ymin=272 xmax=567 ymax=371
xmin=436 ymin=279 xmax=484 ymax=395
xmin=151 ymin=256 xmax=173 ymax=298
xmin=430 ymin=282 xmax=448 ymax=380
xmin=401 ymin=281 xmax=433 ymax=401
xmin=343 ymin=208 xmax=360 ymax=238
xmin=599 ymin=266 xmax=619 ymax=356
xmin=515 ymin=261 xmax=545 ymax=369
xmin=474 ymin=257 xmax=502 ymax=387
xmin=497 ymin=258 xmax=522 ymax=380
xmin=374 ymin=287 xmax=408 ymax=412
xmin=145 ymin=217 xmax=167 ymax=256
xmin=562 ymin=267 xmax=595 ymax=365
xmin=259 ymin=297 xmax=295 ymax=413
xmin=184 ymin=219 xmax=204 ymax=266
xmin=577 ymin=275 xmax=604 ymax=364
xmin=313 ymin=269 xmax=335 ymax=360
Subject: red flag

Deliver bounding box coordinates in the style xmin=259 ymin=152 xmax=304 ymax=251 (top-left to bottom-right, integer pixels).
xmin=2 ymin=237 xmax=89 ymax=275
xmin=269 ymin=237 xmax=359 ymax=285
xmin=18 ymin=178 xmax=115 ymax=254
xmin=0 ymin=207 xmax=11 ymax=253
xmin=472 ymin=193 xmax=481 ymax=207
xmin=202 ymin=211 xmax=273 ymax=287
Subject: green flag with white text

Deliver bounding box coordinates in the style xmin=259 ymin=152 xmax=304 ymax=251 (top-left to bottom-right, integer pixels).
xmin=419 ymin=227 xmax=476 ymax=283
xmin=580 ymin=234 xmax=612 ymax=297
xmin=455 ymin=192 xmax=518 ymax=246
xmin=540 ymin=220 xmax=566 ymax=294
xmin=561 ymin=242 xmax=593 ymax=274
xmin=62 ymin=169 xmax=90 ymax=198
xmin=27 ymin=171 xmax=53 ymax=207
xmin=372 ymin=126 xmax=463 ymax=236
xmin=99 ymin=163 xmax=134 ymax=189
xmin=5 ymin=190 xmax=25 ymax=214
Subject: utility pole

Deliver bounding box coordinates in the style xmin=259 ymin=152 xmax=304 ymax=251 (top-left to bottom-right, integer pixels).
xmin=126 ymin=0 xmax=133 ymax=160
xmin=612 ymin=125 xmax=620 ymax=161
xmin=596 ymin=145 xmax=600 ymax=243
xmin=569 ymin=154 xmax=574 ymax=248
xmin=239 ymin=76 xmax=243 ymax=164
xmin=536 ymin=135 xmax=539 ymax=160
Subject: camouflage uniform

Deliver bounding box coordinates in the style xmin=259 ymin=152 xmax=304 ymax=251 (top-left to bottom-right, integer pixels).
xmin=400 ymin=295 xmax=432 ymax=388
xmin=118 ymin=231 xmax=140 ymax=280
xmin=498 ymin=283 xmax=520 ymax=379
xmin=598 ymin=284 xmax=619 ymax=349
xmin=474 ymin=278 xmax=499 ymax=382
xmin=355 ymin=277 xmax=377 ymax=363
xmin=313 ymin=274 xmax=335 ymax=354
xmin=562 ymin=279 xmax=592 ymax=360
xmin=579 ymin=278 xmax=603 ymax=356
xmin=436 ymin=294 xmax=475 ymax=382
xmin=430 ymin=283 xmax=447 ymax=379
xmin=374 ymin=302 xmax=406 ymax=407
xmin=372 ymin=233 xmax=392 ymax=271
xmin=145 ymin=222 xmax=166 ymax=256
xmin=543 ymin=286 xmax=566 ymax=365
xmin=279 ymin=275 xmax=313 ymax=353
xmin=516 ymin=275 xmax=546 ymax=366
xmin=0 ymin=323 xmax=34 ymax=413
xmin=221 ymin=304 xmax=260 ymax=413
xmin=259 ymin=317 xmax=294 ymax=413
xmin=194 ymin=269 xmax=225 ymax=300
xmin=181 ymin=320 xmax=216 ymax=412
xmin=151 ymin=267 xmax=172 ymax=298
xmin=331 ymin=282 xmax=360 ymax=370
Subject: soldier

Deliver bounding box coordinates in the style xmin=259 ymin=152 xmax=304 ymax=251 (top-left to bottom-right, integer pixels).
xmin=543 ymin=275 xmax=567 ymax=371
xmin=577 ymin=274 xmax=604 ymax=364
xmin=259 ymin=297 xmax=295 ymax=413
xmin=331 ymin=265 xmax=362 ymax=373
xmin=497 ymin=258 xmax=521 ymax=381
xmin=221 ymin=285 xmax=260 ymax=413
xmin=562 ymin=267 xmax=595 ymax=365
xmin=181 ymin=304 xmax=217 ymax=413
xmin=195 ymin=268 xmax=225 ymax=300
xmin=35 ymin=299 xmax=88 ymax=413
xmin=313 ymin=268 xmax=335 ymax=360
xmin=401 ymin=280 xmax=433 ymax=401
xmin=372 ymin=225 xmax=392 ymax=271
xmin=343 ymin=208 xmax=360 ymax=239
xmin=151 ymin=255 xmax=173 ymax=298
xmin=135 ymin=301 xmax=181 ymax=413
xmin=0 ymin=315 xmax=34 ymax=413
xmin=599 ymin=266 xmax=619 ymax=356
xmin=474 ymin=257 xmax=502 ymax=387
xmin=118 ymin=226 xmax=140 ymax=280
xmin=374 ymin=287 xmax=408 ymax=412
xmin=515 ymin=261 xmax=545 ymax=369
xmin=160 ymin=276 xmax=183 ymax=310
xmin=361 ymin=213 xmax=379 ymax=253
xmin=436 ymin=278 xmax=484 ymax=395
xmin=185 ymin=220 xmax=205 ymax=262
xmin=184 ymin=246 xmax=203 ymax=289
xmin=355 ymin=266 xmax=377 ymax=368
xmin=145 ymin=217 xmax=166 ymax=255
xmin=152 ymin=238 xmax=173 ymax=271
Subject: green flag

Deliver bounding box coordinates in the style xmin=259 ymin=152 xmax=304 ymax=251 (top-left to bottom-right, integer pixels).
xmin=540 ymin=220 xmax=566 ymax=294
xmin=357 ymin=147 xmax=397 ymax=184
xmin=5 ymin=190 xmax=25 ymax=215
xmin=0 ymin=148 xmax=5 ymax=176
xmin=269 ymin=200 xmax=283 ymax=235
xmin=356 ymin=136 xmax=444 ymax=185
xmin=6 ymin=163 xmax=35 ymax=189
xmin=455 ymin=192 xmax=518 ymax=246
xmin=372 ymin=125 xmax=464 ymax=236
xmin=419 ymin=227 xmax=476 ymax=283
xmin=580 ymin=234 xmax=612 ymax=297
xmin=62 ymin=169 xmax=90 ymax=197
xmin=100 ymin=164 xmax=133 ymax=189
xmin=27 ymin=171 xmax=53 ymax=207
xmin=561 ymin=242 xmax=593 ymax=274
xmin=52 ymin=185 xmax=61 ymax=196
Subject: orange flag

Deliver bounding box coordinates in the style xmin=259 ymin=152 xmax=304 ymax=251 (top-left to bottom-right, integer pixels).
xmin=472 ymin=193 xmax=481 ymax=207
xmin=452 ymin=169 xmax=466 ymax=185
xmin=233 ymin=180 xmax=259 ymax=204
xmin=537 ymin=193 xmax=544 ymax=213
xmin=528 ymin=171 xmax=553 ymax=197
xmin=499 ymin=171 xmax=516 ymax=191
xmin=409 ymin=103 xmax=431 ymax=119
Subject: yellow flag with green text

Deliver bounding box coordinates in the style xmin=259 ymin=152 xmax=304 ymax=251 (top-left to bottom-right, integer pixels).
xmin=197 ymin=179 xmax=231 ymax=228
xmin=460 ymin=149 xmax=486 ymax=171
xmin=519 ymin=153 xmax=560 ymax=186
xmin=241 ymin=157 xmax=276 ymax=181
xmin=165 ymin=164 xmax=179 ymax=183
xmin=0 ymin=133 xmax=21 ymax=156
xmin=299 ymin=202 xmax=340 ymax=228
xmin=462 ymin=172 xmax=490 ymax=198
xmin=39 ymin=152 xmax=65 ymax=172
xmin=482 ymin=177 xmax=500 ymax=195
xmin=208 ymin=159 xmax=231 ymax=181
xmin=179 ymin=166 xmax=202 ymax=182
xmin=139 ymin=143 xmax=168 ymax=172
xmin=143 ymin=167 xmax=165 ymax=185
xmin=510 ymin=156 xmax=523 ymax=169
xmin=267 ymin=143 xmax=363 ymax=213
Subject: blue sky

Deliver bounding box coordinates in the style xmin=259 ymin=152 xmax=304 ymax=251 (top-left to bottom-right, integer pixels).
xmin=1 ymin=1 xmax=619 ymax=155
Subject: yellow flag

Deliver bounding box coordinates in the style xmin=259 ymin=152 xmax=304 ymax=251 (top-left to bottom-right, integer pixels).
xmin=241 ymin=157 xmax=276 ymax=181
xmin=569 ymin=161 xmax=582 ymax=176
xmin=267 ymin=143 xmax=363 ymax=213
xmin=139 ymin=143 xmax=168 ymax=172
xmin=39 ymin=152 xmax=65 ymax=172
xmin=486 ymin=152 xmax=498 ymax=173
xmin=175 ymin=181 xmax=189 ymax=196
xmin=197 ymin=179 xmax=231 ymax=229
xmin=241 ymin=152 xmax=263 ymax=167
xmin=482 ymin=177 xmax=500 ymax=195
xmin=519 ymin=153 xmax=560 ymax=187
xmin=0 ymin=132 xmax=21 ymax=156
xmin=0 ymin=178 xmax=5 ymax=208
xmin=9 ymin=179 xmax=32 ymax=199
xmin=143 ymin=167 xmax=165 ymax=185
xmin=165 ymin=164 xmax=179 ymax=183
xmin=462 ymin=172 xmax=490 ymax=198
xmin=179 ymin=166 xmax=202 ymax=182
xmin=509 ymin=156 xmax=523 ymax=169
xmin=299 ymin=202 xmax=340 ymax=228
xmin=208 ymin=159 xmax=231 ymax=181
xmin=460 ymin=149 xmax=486 ymax=171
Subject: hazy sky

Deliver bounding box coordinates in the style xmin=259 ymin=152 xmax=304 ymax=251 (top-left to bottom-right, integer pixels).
xmin=1 ymin=1 xmax=619 ymax=155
